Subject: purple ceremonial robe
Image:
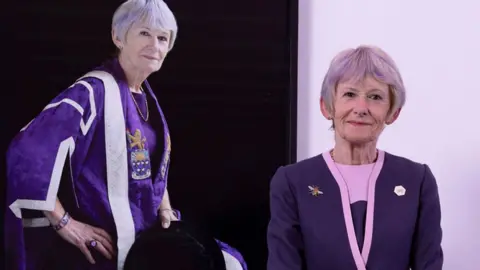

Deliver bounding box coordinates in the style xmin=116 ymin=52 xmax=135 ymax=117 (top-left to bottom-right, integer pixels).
xmin=5 ymin=58 xmax=247 ymax=270
xmin=267 ymin=151 xmax=443 ymax=270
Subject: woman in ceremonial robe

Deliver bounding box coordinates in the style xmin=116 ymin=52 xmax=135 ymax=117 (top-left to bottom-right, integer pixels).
xmin=4 ymin=1 xmax=246 ymax=270
xmin=267 ymin=45 xmax=443 ymax=270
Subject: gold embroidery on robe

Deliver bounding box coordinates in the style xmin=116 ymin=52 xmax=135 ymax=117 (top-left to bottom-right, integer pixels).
xmin=161 ymin=133 xmax=171 ymax=179
xmin=127 ymin=129 xmax=151 ymax=180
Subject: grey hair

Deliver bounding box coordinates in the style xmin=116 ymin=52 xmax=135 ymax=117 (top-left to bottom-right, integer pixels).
xmin=320 ymin=45 xmax=406 ymax=116
xmin=112 ymin=0 xmax=178 ymax=50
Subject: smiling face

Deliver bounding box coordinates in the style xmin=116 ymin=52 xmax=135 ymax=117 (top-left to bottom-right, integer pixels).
xmin=113 ymin=22 xmax=171 ymax=75
xmin=321 ymin=76 xmax=400 ymax=144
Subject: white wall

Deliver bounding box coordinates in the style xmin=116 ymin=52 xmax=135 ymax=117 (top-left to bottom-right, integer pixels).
xmin=297 ymin=0 xmax=480 ymax=269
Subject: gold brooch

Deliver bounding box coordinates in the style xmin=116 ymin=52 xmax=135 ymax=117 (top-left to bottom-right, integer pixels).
xmin=308 ymin=185 xmax=323 ymax=196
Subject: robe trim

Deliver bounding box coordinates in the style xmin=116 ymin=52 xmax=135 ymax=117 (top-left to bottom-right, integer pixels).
xmin=73 ymin=80 xmax=97 ymax=135
xmin=222 ymin=251 xmax=243 ymax=270
xmin=80 ymin=71 xmax=135 ymax=270
xmin=22 ymin=217 xmax=50 ymax=227
xmin=9 ymin=138 xmax=76 ymax=219
xmin=20 ymin=81 xmax=96 ymax=134
xmin=322 ymin=150 xmax=385 ymax=270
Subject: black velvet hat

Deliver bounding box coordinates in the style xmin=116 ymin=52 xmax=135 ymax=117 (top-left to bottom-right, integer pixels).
xmin=123 ymin=221 xmax=227 ymax=270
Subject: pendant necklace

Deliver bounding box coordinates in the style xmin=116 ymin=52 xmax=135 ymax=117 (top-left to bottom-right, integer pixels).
xmin=130 ymin=86 xmax=149 ymax=122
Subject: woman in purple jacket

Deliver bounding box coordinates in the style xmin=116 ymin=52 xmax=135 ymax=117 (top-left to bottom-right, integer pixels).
xmin=267 ymin=45 xmax=443 ymax=270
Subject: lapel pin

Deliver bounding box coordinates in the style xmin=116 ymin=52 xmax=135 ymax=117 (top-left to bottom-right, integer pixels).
xmin=394 ymin=185 xmax=406 ymax=196
xmin=308 ymin=185 xmax=323 ymax=197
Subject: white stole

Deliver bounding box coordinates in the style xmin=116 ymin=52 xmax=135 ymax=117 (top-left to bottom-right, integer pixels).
xmin=79 ymin=71 xmax=135 ymax=270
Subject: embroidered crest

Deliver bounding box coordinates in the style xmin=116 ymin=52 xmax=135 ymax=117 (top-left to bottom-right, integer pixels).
xmin=308 ymin=185 xmax=323 ymax=196
xmin=127 ymin=129 xmax=151 ymax=180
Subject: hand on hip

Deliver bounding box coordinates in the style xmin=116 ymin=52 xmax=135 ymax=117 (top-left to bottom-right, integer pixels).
xmin=57 ymin=218 xmax=115 ymax=264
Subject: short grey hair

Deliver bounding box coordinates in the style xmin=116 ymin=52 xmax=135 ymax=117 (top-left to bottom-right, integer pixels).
xmin=112 ymin=0 xmax=178 ymax=51
xmin=320 ymin=45 xmax=406 ymax=116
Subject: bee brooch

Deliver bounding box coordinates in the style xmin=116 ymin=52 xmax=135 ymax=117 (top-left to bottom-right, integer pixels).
xmin=308 ymin=185 xmax=323 ymax=197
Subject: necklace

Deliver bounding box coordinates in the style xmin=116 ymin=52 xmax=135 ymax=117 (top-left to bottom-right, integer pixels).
xmin=129 ymin=86 xmax=149 ymax=122
xmin=330 ymin=149 xmax=378 ymax=202
xmin=330 ymin=149 xmax=378 ymax=164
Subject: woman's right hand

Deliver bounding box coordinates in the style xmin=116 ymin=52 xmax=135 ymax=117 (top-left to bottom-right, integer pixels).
xmin=56 ymin=218 xmax=116 ymax=264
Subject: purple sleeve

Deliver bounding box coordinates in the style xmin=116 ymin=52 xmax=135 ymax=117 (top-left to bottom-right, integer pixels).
xmin=267 ymin=166 xmax=304 ymax=270
xmin=4 ymin=79 xmax=103 ymax=270
xmin=410 ymin=165 xmax=444 ymax=270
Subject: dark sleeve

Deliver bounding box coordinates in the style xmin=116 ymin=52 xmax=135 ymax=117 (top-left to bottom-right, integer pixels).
xmin=267 ymin=166 xmax=304 ymax=270
xmin=410 ymin=164 xmax=444 ymax=270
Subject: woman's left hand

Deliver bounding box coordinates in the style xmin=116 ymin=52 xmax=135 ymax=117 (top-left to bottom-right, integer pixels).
xmin=159 ymin=208 xmax=178 ymax=228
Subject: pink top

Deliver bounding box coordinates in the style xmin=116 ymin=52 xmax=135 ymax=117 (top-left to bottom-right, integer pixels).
xmin=334 ymin=163 xmax=375 ymax=204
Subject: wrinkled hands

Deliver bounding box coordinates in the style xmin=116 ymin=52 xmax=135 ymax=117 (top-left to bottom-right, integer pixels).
xmin=159 ymin=208 xmax=179 ymax=228
xmin=57 ymin=218 xmax=116 ymax=264
xmin=55 ymin=210 xmax=176 ymax=264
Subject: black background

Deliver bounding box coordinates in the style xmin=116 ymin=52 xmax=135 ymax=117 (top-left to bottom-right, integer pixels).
xmin=1 ymin=1 xmax=298 ymax=269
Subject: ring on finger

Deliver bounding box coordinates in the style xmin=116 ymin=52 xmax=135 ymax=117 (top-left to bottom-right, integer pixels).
xmin=88 ymin=239 xmax=98 ymax=248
